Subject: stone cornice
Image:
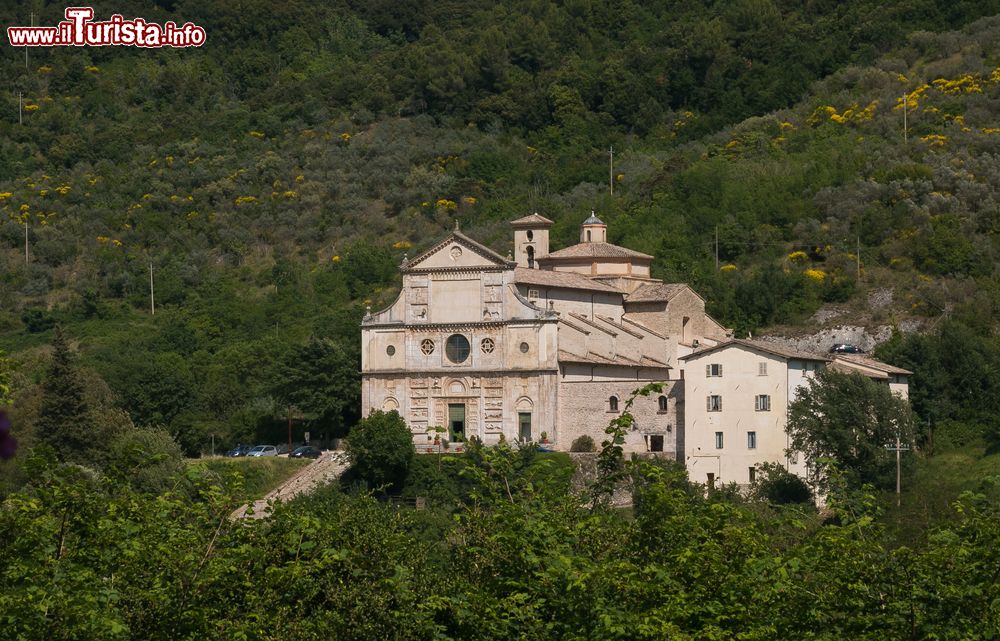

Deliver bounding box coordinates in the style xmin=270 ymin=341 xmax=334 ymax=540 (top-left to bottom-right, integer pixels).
xmin=362 ymin=318 xmax=558 ymax=330
xmin=362 ymin=368 xmax=560 ymax=376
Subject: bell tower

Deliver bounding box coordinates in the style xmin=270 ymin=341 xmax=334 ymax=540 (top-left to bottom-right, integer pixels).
xmin=580 ymin=211 xmax=607 ymax=243
xmin=511 ymin=213 xmax=553 ymax=269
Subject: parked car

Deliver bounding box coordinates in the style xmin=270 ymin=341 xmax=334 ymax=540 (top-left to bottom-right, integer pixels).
xmin=246 ymin=445 xmax=278 ymax=457
xmin=225 ymin=444 xmax=252 ymax=457
xmin=289 ymin=445 xmax=322 ymax=459
xmin=829 ymin=343 xmax=864 ymax=354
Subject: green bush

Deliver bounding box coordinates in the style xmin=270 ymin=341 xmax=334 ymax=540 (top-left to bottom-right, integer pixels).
xmin=750 ymin=462 xmax=813 ymax=505
xmin=570 ymin=435 xmax=596 ymax=452
xmin=346 ymin=410 xmax=414 ymax=492
xmin=107 ymin=428 xmax=184 ymax=495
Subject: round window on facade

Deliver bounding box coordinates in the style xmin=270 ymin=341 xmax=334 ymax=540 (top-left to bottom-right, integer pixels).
xmin=519 ymin=342 xmax=529 ymax=353
xmin=420 ymin=339 xmax=435 ymax=355
xmin=446 ymin=334 xmax=471 ymax=363
xmin=386 ymin=345 xmax=396 ymax=356
xmin=481 ymin=337 xmax=495 ymax=354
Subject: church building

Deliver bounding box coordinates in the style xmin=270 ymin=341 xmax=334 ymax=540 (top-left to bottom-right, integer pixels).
xmin=360 ymin=213 xmax=731 ymax=457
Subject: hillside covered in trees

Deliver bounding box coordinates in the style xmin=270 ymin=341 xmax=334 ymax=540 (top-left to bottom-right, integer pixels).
xmin=1 ymin=0 xmax=999 ymax=457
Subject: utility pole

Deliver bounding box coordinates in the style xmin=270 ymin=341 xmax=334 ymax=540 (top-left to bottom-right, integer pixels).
xmin=609 ymin=145 xmax=614 ymax=195
xmin=18 ymin=91 xmax=23 ymax=125
xmin=885 ymin=431 xmax=911 ymax=509
xmin=148 ymin=261 xmax=155 ymax=315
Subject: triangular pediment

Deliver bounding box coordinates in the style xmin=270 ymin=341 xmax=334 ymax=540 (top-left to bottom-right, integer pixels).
xmin=404 ymin=232 xmax=512 ymax=271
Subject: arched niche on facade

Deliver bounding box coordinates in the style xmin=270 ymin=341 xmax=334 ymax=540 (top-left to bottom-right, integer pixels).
xmin=515 ymin=396 xmax=534 ymax=412
xmin=447 ymin=379 xmax=468 ymax=396
xmin=382 ymin=397 xmax=399 ymax=412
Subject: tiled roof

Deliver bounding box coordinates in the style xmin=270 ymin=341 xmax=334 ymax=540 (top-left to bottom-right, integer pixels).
xmin=558 ymin=350 xmax=669 ymax=369
xmin=831 ymin=354 xmax=913 ymax=375
xmin=514 ymin=267 xmax=623 ymax=294
xmin=680 ymin=339 xmax=830 ymax=362
xmin=510 ymin=213 xmax=554 ymax=227
xmin=582 ymin=212 xmax=605 ymax=225
xmin=541 ymin=242 xmax=654 ymax=260
xmin=626 ymin=282 xmax=688 ymax=303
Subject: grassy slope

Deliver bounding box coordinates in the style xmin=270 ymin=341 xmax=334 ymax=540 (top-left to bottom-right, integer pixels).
xmin=193 ymin=457 xmax=309 ymax=501
xmin=882 ymin=444 xmax=1000 ymax=545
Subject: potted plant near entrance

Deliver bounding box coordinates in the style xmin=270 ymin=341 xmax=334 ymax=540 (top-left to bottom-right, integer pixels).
xmin=540 ymin=431 xmax=550 ymax=444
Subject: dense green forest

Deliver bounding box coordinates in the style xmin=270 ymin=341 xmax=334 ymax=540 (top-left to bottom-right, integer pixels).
xmin=2 ymin=0 xmax=999 ymax=455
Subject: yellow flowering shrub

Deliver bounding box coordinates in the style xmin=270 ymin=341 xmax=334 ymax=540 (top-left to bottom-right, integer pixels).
xmin=295 ymin=175 xmax=304 ymax=183
xmin=54 ymin=185 xmax=70 ymax=195
xmin=804 ymin=269 xmax=826 ymax=282
xmin=932 ymin=74 xmax=982 ymax=95
xmin=37 ymin=65 xmax=52 ymax=74
xmin=720 ymin=264 xmax=737 ymax=272
xmin=894 ymin=84 xmax=930 ymax=111
xmin=234 ymin=196 xmax=258 ymax=205
xmin=111 ymin=239 xmax=123 ymax=247
xmin=786 ymin=250 xmax=808 ymax=262
xmin=340 ymin=132 xmax=352 ymax=141
xmin=920 ymin=134 xmax=947 ymax=147
xmin=0 ymin=192 xmax=11 ymax=201
xmin=392 ymin=241 xmax=412 ymax=250
xmin=249 ymin=131 xmax=265 ymax=138
xmin=331 ymin=255 xmax=341 ymax=263
xmin=24 ymin=104 xmax=39 ymax=112
xmin=435 ymin=198 xmax=457 ymax=210
xmin=84 ymin=65 xmax=100 ymax=73
xmin=282 ymin=191 xmax=297 ymax=199
xmin=462 ymin=196 xmax=477 ymax=205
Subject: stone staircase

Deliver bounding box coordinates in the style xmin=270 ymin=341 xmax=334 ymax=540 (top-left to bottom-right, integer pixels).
xmin=231 ymin=451 xmax=350 ymax=520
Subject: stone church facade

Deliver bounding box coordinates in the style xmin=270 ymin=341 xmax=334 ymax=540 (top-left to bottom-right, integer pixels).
xmin=361 ymin=213 xmax=731 ymax=458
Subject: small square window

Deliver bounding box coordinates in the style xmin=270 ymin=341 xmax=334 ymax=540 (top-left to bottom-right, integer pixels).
xmin=707 ymin=395 xmax=722 ymax=412
xmin=714 ymin=431 xmax=724 ymax=449
xmin=706 ymin=363 xmax=723 ymax=377
xmin=755 ymin=395 xmax=771 ymax=412
xmin=749 ymin=466 xmax=757 ymax=483
xmin=758 ymin=362 xmax=767 ymax=376
xmin=747 ymin=431 xmax=757 ymax=449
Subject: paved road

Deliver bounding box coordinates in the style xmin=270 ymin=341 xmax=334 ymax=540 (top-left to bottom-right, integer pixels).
xmin=230 ymin=451 xmax=349 ymax=520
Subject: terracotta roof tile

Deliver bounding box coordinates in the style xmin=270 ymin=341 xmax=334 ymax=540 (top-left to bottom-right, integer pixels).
xmin=510 ymin=213 xmax=554 ymax=227
xmin=680 ymin=339 xmax=830 ymax=362
xmin=514 ymin=267 xmax=623 ymax=294
xmin=541 ymin=242 xmax=654 ymax=260
xmin=831 ymin=354 xmax=913 ymax=375
xmin=626 ymin=282 xmax=687 ymax=303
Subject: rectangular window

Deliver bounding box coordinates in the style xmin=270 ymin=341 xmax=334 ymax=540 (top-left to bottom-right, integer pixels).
xmin=755 ymin=394 xmax=771 ymax=412
xmin=648 ymin=434 xmax=664 ymax=452
xmin=527 ymin=289 xmax=540 ymax=300
xmin=706 ymin=363 xmax=723 ymax=377
xmin=714 ymin=431 xmax=724 ymax=449
xmin=749 ymin=466 xmax=757 ymax=483
xmin=448 ymin=404 xmax=466 ymax=440
xmin=758 ymin=362 xmax=767 ymax=376
xmin=747 ymin=431 xmax=757 ymax=449
xmin=707 ymin=395 xmax=722 ymax=412
xmin=706 ymin=472 xmax=715 ymax=489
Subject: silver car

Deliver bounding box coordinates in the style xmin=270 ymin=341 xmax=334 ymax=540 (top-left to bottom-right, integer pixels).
xmin=246 ymin=445 xmax=278 ymax=457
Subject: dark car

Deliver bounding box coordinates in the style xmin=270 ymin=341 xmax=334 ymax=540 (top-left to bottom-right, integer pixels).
xmin=289 ymin=446 xmax=322 ymax=459
xmin=225 ymin=444 xmax=252 ymax=457
xmin=829 ymin=343 xmax=864 ymax=354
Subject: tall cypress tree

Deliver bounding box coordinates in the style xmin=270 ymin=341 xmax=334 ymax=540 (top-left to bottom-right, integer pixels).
xmin=36 ymin=327 xmax=93 ymax=462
